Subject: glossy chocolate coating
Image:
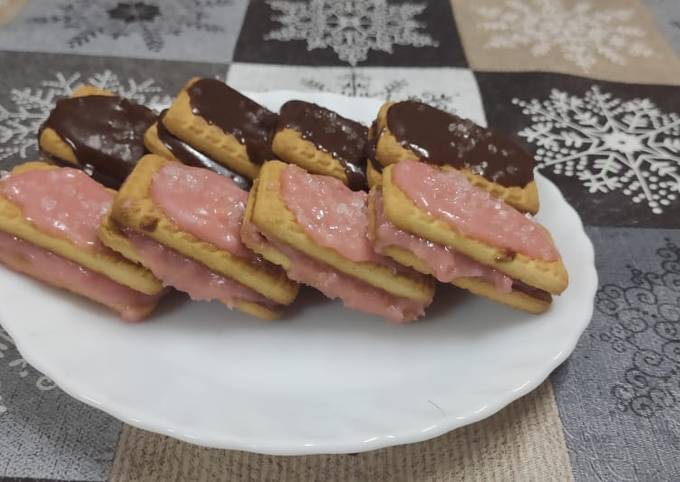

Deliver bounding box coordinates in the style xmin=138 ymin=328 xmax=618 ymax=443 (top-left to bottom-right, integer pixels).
xmin=41 ymin=95 xmax=156 ymax=188
xmin=39 ymin=150 xmax=121 ymax=189
xmin=157 ymin=111 xmax=252 ymax=191
xmin=365 ymin=120 xmax=382 ymax=174
xmin=187 ymin=79 xmax=277 ymax=166
xmin=278 ymin=100 xmax=368 ymax=191
xmin=386 ymin=101 xmax=534 ymax=187
xmin=512 ymin=279 xmax=552 ymax=302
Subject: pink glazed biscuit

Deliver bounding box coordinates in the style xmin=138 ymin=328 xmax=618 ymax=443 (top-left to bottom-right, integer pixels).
xmin=109 ymin=155 xmax=298 ymax=320
xmin=382 ymin=160 xmax=568 ymax=295
xmin=368 ymin=188 xmax=552 ymax=314
xmin=0 ymin=162 xmax=164 ymax=321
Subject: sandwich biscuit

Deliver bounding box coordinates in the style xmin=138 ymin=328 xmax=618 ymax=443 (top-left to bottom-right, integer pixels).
xmin=368 ymin=188 xmax=551 ymax=314
xmin=111 ymin=155 xmax=298 ymax=317
xmin=382 ymin=160 xmax=568 ymax=295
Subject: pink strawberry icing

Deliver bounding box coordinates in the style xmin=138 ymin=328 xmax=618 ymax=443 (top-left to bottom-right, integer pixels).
xmin=0 ymin=230 xmax=160 ymax=322
xmin=0 ymin=167 xmax=113 ymax=251
xmin=280 ymin=164 xmax=379 ymax=263
xmin=371 ymin=190 xmax=512 ymax=292
xmin=124 ymin=230 xmax=277 ymax=310
xmin=273 ymin=241 xmax=428 ymax=323
xmin=392 ymin=160 xmax=559 ymax=261
xmin=151 ymin=163 xmax=252 ymax=258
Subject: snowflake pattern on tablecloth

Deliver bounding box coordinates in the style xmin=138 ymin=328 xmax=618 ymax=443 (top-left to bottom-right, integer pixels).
xmin=513 ymin=86 xmax=680 ymax=214
xmin=0 ymin=70 xmax=170 ymax=162
xmin=265 ymin=0 xmax=438 ymax=66
xmin=0 ymin=327 xmax=56 ymax=416
xmin=29 ymin=0 xmax=230 ymax=52
xmin=596 ymin=239 xmax=680 ymax=418
xmin=476 ymin=0 xmax=653 ymax=72
xmin=300 ymin=70 xmax=456 ymax=112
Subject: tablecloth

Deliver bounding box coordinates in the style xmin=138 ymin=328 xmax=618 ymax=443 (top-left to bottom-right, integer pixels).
xmin=0 ymin=0 xmax=679 ymax=480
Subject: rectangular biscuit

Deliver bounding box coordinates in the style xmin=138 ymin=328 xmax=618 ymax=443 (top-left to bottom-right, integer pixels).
xmin=250 ymin=160 xmax=434 ymax=303
xmin=382 ymin=162 xmax=568 ymax=295
xmin=0 ymin=162 xmax=163 ymax=295
xmin=373 ymin=101 xmax=539 ymax=214
xmin=162 ymin=78 xmax=277 ymax=180
xmin=111 ymin=154 xmax=298 ymax=306
xmin=272 ymin=100 xmax=368 ymax=191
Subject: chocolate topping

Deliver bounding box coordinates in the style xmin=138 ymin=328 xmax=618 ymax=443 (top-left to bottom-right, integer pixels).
xmin=278 ymin=100 xmax=368 ymax=191
xmin=187 ymin=79 xmax=277 ymax=165
xmin=365 ymin=119 xmax=382 ymax=172
xmin=41 ymin=95 xmax=156 ymax=188
xmin=386 ymin=101 xmax=534 ymax=187
xmin=367 ymin=156 xmax=383 ymax=175
xmin=39 ymin=150 xmax=122 ymax=189
xmin=494 ymin=249 xmax=517 ymax=263
xmin=157 ymin=111 xmax=252 ymax=191
xmin=512 ymin=280 xmax=552 ymax=302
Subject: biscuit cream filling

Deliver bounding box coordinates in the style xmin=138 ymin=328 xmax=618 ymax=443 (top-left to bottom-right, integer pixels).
xmin=371 ymin=190 xmax=512 ymax=292
xmin=123 ymin=229 xmax=278 ymax=310
xmin=265 ymin=236 xmax=427 ymax=323
xmin=0 ymin=167 xmax=113 ymax=251
xmin=0 ymin=230 xmax=160 ymax=322
xmin=392 ymin=160 xmax=560 ymax=262
xmin=151 ymin=163 xmax=254 ymax=258
xmin=278 ymin=243 xmax=427 ymax=323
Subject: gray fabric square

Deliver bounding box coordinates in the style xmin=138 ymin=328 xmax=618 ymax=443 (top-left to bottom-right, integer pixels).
xmin=552 ymin=227 xmax=680 ymax=481
xmin=0 ymin=51 xmax=228 ymax=172
xmin=0 ymin=0 xmax=249 ymax=63
xmin=0 ymin=327 xmax=119 ymax=481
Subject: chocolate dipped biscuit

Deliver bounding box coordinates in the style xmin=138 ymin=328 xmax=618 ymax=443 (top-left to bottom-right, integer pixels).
xmin=373 ymin=101 xmax=539 ymax=213
xmin=144 ymin=110 xmax=252 ymax=191
xmin=161 ymin=78 xmax=277 ymax=179
xmin=365 ymin=120 xmax=383 ymax=189
xmin=272 ymin=100 xmax=368 ymax=191
xmin=38 ymin=85 xmax=156 ymax=189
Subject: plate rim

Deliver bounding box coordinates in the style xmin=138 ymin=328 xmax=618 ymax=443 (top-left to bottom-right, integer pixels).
xmin=0 ymin=91 xmax=598 ymax=455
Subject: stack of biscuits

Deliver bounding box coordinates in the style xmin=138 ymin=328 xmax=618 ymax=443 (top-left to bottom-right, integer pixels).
xmin=0 ymin=76 xmax=568 ymax=323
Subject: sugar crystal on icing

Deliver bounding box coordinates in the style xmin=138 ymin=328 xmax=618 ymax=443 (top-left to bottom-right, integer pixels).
xmin=0 ymin=167 xmax=113 ymax=250
xmin=151 ymin=163 xmax=254 ymax=259
xmin=392 ymin=160 xmax=560 ymax=261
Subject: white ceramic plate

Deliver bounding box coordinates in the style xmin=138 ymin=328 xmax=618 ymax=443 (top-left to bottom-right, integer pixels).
xmin=0 ymin=92 xmax=597 ymax=455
